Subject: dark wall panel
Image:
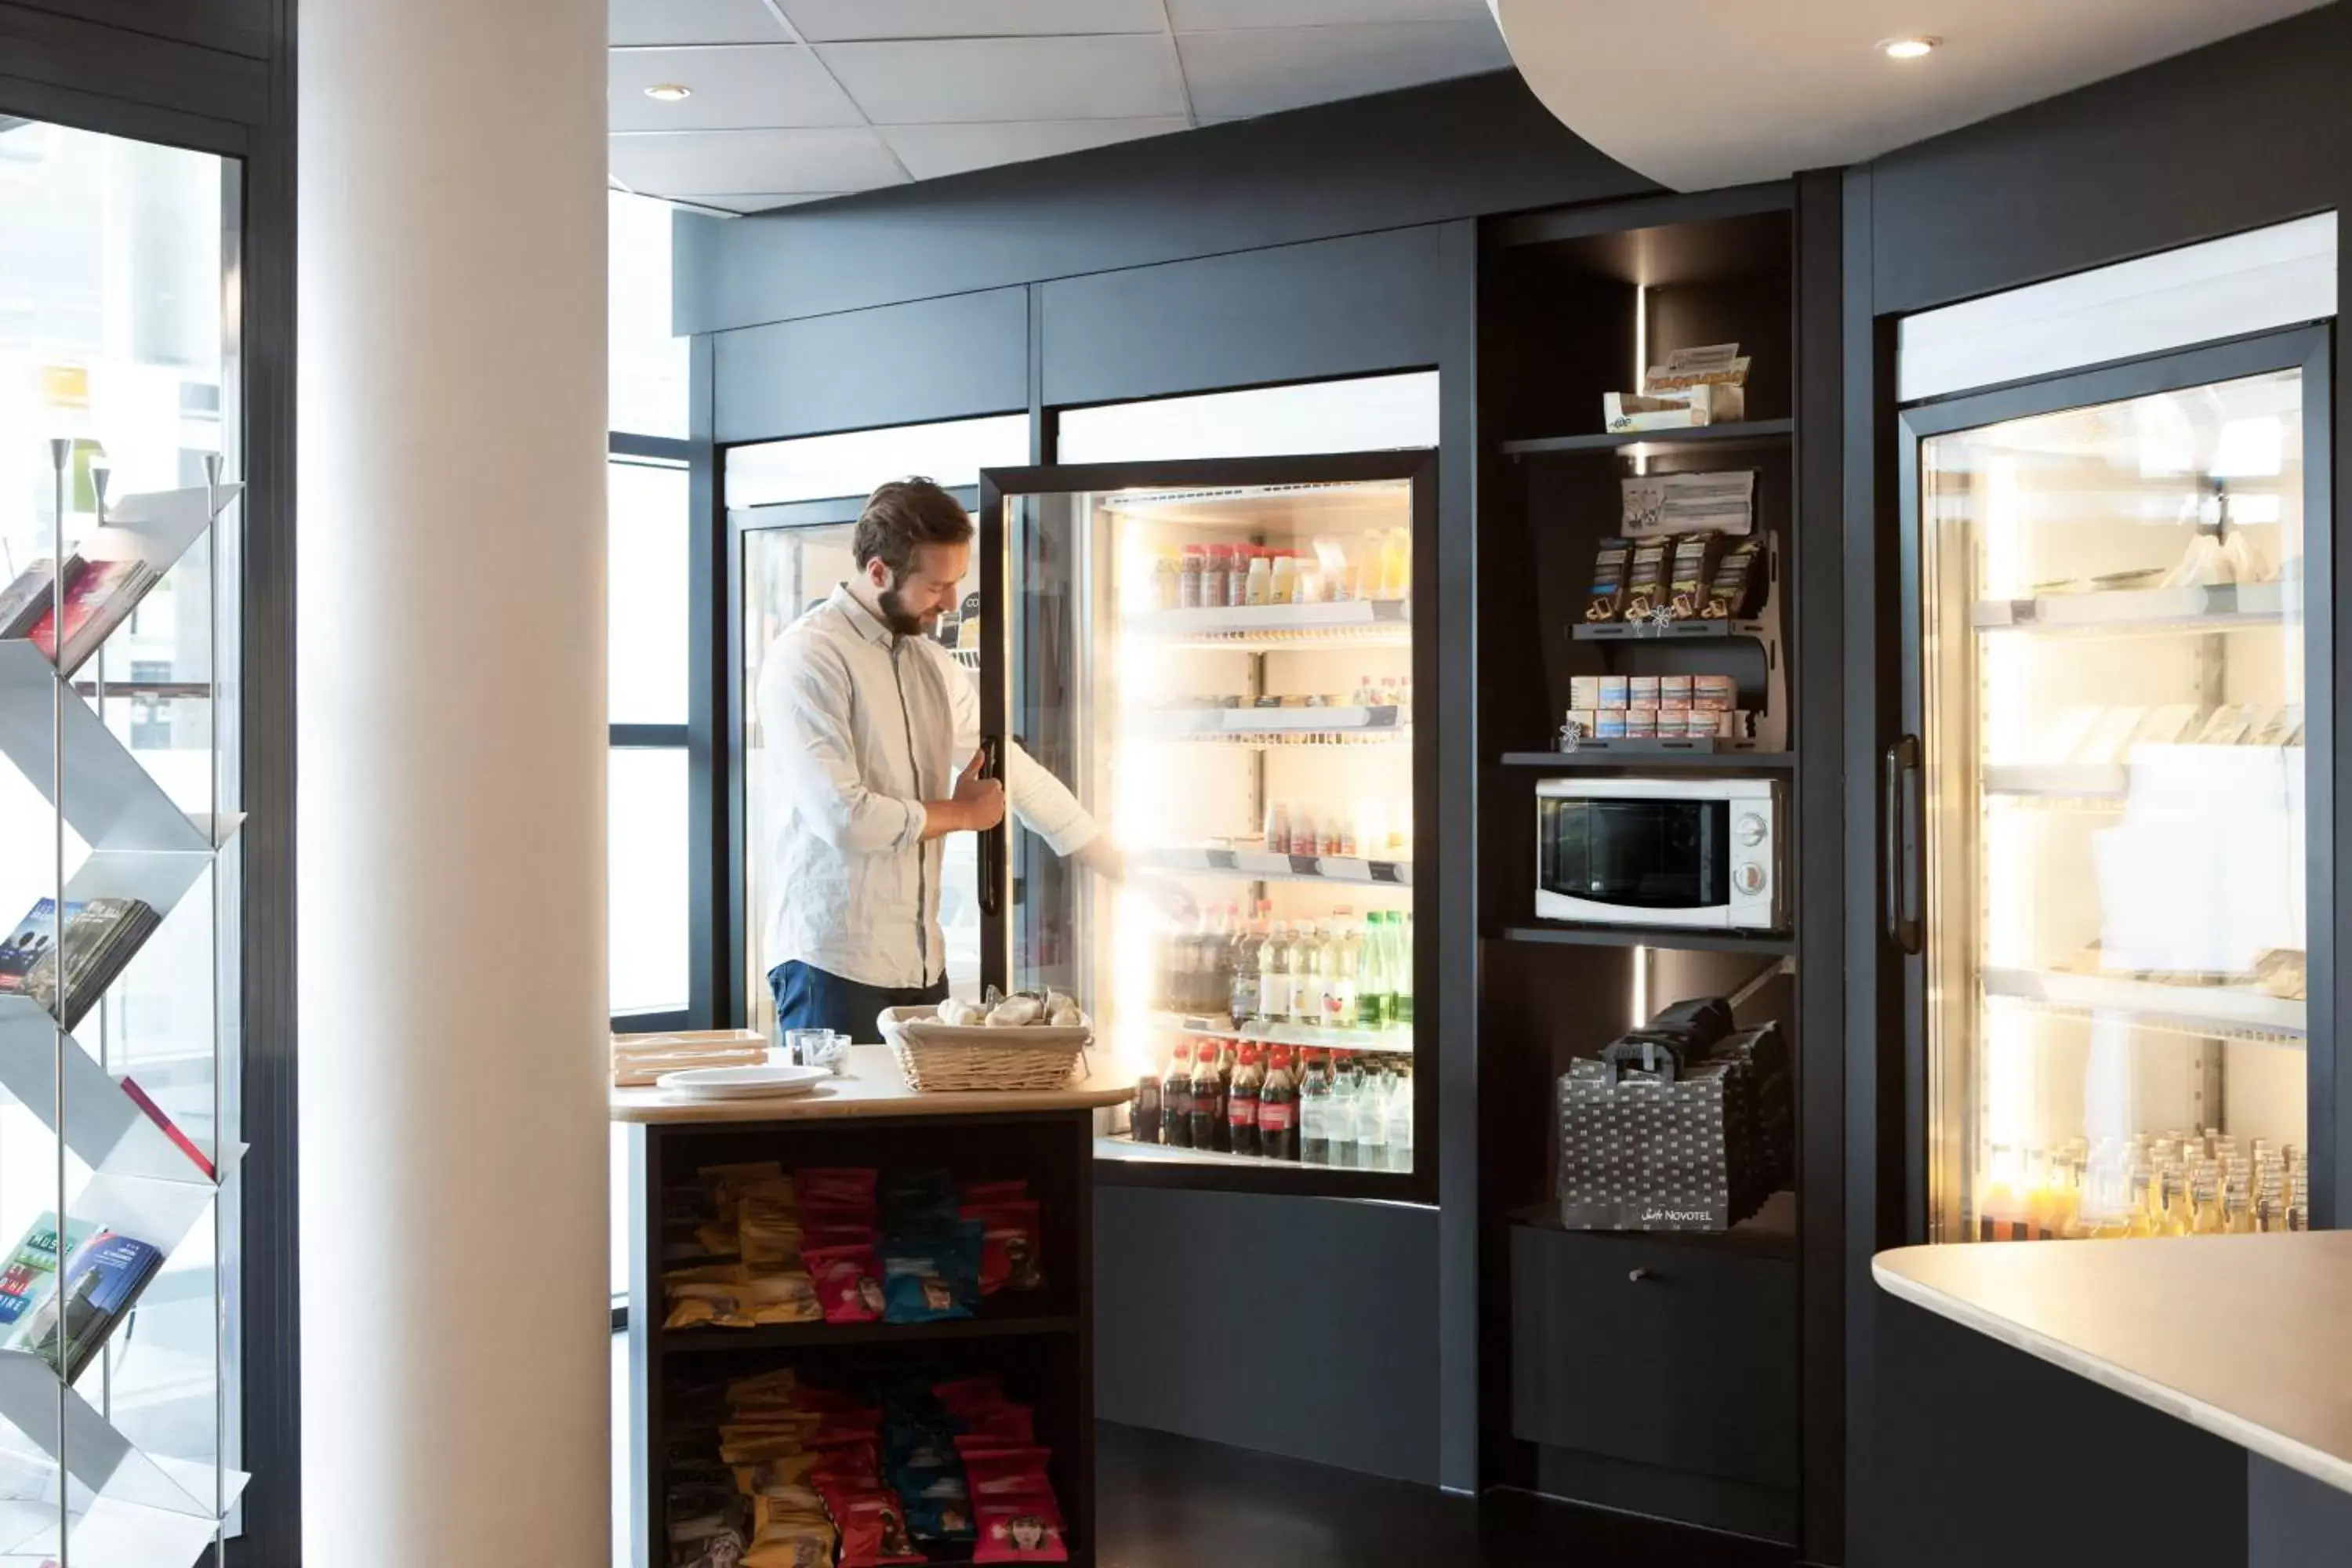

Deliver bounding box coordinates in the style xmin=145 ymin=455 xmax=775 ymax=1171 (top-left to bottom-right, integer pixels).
xmin=2248 ymin=1454 xmax=2352 ymax=1568
xmin=1094 ymin=1186 xmax=1439 ymax=1486
xmin=1040 ymin=227 xmax=1443 ymax=407
xmin=677 ymin=71 xmax=1657 ymax=335
xmin=711 ymin=286 xmax=1029 ymax=445
xmin=1867 ymin=5 xmax=2346 ymax=315
xmin=0 ymin=0 xmax=270 ymax=60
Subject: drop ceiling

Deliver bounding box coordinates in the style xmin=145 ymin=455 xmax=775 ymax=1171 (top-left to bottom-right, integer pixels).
xmin=609 ymin=0 xmax=1512 ymax=214
xmin=1490 ymin=0 xmax=2332 ymax=192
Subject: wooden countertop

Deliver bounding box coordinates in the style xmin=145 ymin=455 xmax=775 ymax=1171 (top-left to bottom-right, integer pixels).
xmin=611 ymin=1044 xmax=1135 ymax=1126
xmin=1875 ymin=1235 xmax=2352 ymax=1497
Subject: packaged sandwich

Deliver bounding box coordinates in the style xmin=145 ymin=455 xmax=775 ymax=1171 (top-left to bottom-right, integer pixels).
xmin=1701 ymin=533 xmax=1769 ymax=619
xmin=1624 ymin=539 xmax=1672 ymax=620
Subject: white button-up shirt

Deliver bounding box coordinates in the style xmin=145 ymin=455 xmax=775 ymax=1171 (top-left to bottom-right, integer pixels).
xmin=757 ymin=585 xmax=1098 ymax=989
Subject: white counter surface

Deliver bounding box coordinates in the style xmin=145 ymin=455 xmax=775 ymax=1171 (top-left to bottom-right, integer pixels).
xmin=1875 ymin=1234 xmax=2352 ymax=1497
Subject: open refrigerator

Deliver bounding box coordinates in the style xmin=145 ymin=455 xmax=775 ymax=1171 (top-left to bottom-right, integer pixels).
xmin=978 ymin=452 xmax=1436 ymax=1194
xmin=1895 ymin=329 xmax=2327 ymax=1244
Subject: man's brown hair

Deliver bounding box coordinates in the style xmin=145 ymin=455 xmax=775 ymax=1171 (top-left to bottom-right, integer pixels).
xmin=855 ymin=477 xmax=974 ymax=579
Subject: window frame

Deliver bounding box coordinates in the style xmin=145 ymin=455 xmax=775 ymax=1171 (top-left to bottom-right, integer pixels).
xmin=606 ymin=432 xmax=695 ymax=1036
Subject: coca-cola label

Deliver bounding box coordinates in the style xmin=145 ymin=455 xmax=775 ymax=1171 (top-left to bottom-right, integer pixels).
xmin=1229 ymin=1095 xmax=1258 ymax=1127
xmin=1258 ymin=1102 xmax=1295 ymax=1132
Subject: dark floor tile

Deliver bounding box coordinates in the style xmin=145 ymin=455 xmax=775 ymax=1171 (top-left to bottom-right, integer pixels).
xmin=1096 ymin=1423 xmax=1795 ymax=1568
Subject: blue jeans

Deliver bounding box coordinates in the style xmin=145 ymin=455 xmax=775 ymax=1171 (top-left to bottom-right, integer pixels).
xmin=768 ymin=960 xmax=947 ymax=1043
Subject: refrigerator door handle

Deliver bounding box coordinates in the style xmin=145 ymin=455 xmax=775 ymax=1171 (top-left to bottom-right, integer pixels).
xmin=1884 ymin=734 xmax=1922 ymax=955
xmin=978 ymin=735 xmax=1004 ymax=920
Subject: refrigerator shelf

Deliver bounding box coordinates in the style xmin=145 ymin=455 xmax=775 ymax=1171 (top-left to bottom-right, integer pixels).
xmin=1135 ymin=703 xmax=1406 ymax=739
xmin=1137 ymin=845 xmax=1414 ymax=887
xmin=1123 ymin=599 xmax=1410 ymax=642
xmin=1980 ymin=967 xmax=2307 ymax=1045
xmin=1095 ymin=1134 xmax=1412 ymax=1176
xmin=1981 ymin=763 xmax=2130 ymax=799
xmin=1972 ymin=580 xmax=2288 ymax=633
xmin=1142 ymin=1011 xmax=1415 ymax=1054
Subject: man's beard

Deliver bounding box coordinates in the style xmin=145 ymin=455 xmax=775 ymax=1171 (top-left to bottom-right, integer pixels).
xmin=877 ymin=579 xmax=937 ymax=637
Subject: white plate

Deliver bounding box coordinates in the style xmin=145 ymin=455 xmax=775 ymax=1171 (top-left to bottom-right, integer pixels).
xmin=657 ymin=1063 xmax=830 ymax=1100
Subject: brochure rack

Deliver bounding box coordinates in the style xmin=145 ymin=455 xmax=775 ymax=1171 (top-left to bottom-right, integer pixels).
xmin=0 ymin=445 xmax=246 ymax=1566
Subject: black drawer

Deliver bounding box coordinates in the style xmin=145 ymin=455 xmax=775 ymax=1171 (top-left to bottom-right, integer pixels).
xmin=1509 ymin=1221 xmax=1797 ymax=1487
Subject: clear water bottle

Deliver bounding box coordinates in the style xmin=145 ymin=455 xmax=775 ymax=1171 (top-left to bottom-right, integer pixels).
xmin=1386 ymin=1065 xmax=1414 ymax=1174
xmin=1356 ymin=1062 xmax=1388 ymax=1171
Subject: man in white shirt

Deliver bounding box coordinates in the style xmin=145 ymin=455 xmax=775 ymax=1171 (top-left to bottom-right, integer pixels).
xmin=755 ymin=476 xmax=1119 ymax=1038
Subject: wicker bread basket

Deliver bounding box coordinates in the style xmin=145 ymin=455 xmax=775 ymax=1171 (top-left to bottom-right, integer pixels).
xmin=878 ymin=1004 xmax=1092 ymax=1092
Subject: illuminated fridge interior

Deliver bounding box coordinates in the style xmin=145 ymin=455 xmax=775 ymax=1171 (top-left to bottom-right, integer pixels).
xmin=1918 ymin=363 xmax=2310 ymax=1243
xmin=1002 ymin=470 xmax=1425 ymax=1180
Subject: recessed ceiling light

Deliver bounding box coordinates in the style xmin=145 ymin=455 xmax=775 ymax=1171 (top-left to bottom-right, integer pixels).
xmin=1878 ymin=36 xmax=1940 ymax=60
xmin=644 ymin=83 xmax=693 ymax=102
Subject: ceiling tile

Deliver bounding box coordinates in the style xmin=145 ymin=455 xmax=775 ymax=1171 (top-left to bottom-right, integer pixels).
xmin=609 ymin=46 xmax=866 ymax=131
xmin=1168 ymin=0 xmax=1491 ymax=27
xmin=608 ymin=129 xmax=909 ymax=197
xmin=880 ymin=117 xmax=1189 ymax=180
xmin=609 ymin=0 xmax=789 ymax=46
xmin=1178 ymin=19 xmax=1510 ymax=120
xmin=677 ymin=193 xmax=848 ymax=215
xmin=779 ymin=0 xmax=1167 ymax=41
xmin=817 ymin=34 xmax=1187 ymax=122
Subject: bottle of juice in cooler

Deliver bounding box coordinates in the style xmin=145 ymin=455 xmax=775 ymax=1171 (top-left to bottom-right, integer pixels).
xmin=1269 ymin=551 xmax=1299 ymax=605
xmin=1191 ymin=1037 xmax=1227 ymax=1152
xmin=1162 ymin=1041 xmax=1194 ymax=1149
xmin=1264 ymin=798 xmax=1289 ymax=855
xmin=1244 ymin=548 xmax=1272 ymax=607
xmin=1225 ymin=545 xmax=1250 ymax=609
xmin=1299 ymin=1051 xmax=1334 ymax=1167
xmin=1226 ymin=1043 xmax=1263 ymax=1159
xmin=1152 ymin=550 xmax=1180 ymax=610
xmin=1385 ymin=528 xmax=1412 ymax=600
xmin=1289 ymin=804 xmax=1317 ymax=858
xmin=1290 ymin=924 xmax=1325 ymax=1028
xmin=1258 ymin=921 xmax=1293 ymax=1024
xmin=1258 ymin=1047 xmax=1299 ymax=1162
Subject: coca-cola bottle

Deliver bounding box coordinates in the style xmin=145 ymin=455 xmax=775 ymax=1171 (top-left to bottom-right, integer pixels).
xmin=1191 ymin=1037 xmax=1227 ymax=1152
xmin=1258 ymin=1047 xmax=1299 ymax=1162
xmin=1227 ymin=1043 xmax=1264 ymax=1158
xmin=1133 ymin=1073 xmax=1161 ymax=1145
xmin=1163 ymin=1041 xmax=1194 ymax=1149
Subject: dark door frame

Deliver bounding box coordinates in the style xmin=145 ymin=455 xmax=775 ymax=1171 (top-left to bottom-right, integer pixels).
xmin=0 ymin=5 xmax=299 ymax=1565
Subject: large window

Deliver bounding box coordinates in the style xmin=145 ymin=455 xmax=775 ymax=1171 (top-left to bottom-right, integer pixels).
xmin=0 ymin=114 xmax=245 ymax=1559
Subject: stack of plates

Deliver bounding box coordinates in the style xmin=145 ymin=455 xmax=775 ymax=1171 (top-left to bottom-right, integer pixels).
xmin=655 ymin=1063 xmax=831 ymax=1102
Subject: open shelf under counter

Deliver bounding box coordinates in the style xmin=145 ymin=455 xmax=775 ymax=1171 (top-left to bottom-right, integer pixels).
xmin=1138 ymin=1010 xmax=1415 ymax=1054
xmin=1507 ymin=1189 xmax=1798 ymax=1263
xmin=1500 ymin=924 xmax=1794 ymax=956
xmin=1123 ymin=597 xmax=1411 ymax=651
xmin=1973 ymin=579 xmax=2291 ymax=635
xmin=657 ymin=1299 xmax=1080 ymax=1356
xmin=1500 ymin=418 xmax=1794 ymax=459
xmin=1135 ymin=844 xmax=1413 ymax=887
xmin=1980 ymin=966 xmax=2307 ymax=1046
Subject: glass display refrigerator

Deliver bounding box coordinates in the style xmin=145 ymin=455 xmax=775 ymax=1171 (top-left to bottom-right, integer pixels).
xmin=978 ymin=452 xmax=1436 ymax=1195
xmin=1895 ymin=328 xmax=2327 ymax=1245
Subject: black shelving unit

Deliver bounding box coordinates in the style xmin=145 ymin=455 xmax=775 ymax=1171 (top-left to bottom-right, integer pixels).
xmin=659 ymin=1304 xmax=1081 ymax=1357
xmin=1499 ymin=418 xmax=1794 ymax=457
xmin=1499 ymin=924 xmax=1796 ymax=956
xmin=1498 ymin=750 xmax=1793 ymax=770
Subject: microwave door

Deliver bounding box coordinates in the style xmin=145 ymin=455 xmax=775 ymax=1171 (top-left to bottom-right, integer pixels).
xmin=1536 ymin=798 xmax=1733 ymax=927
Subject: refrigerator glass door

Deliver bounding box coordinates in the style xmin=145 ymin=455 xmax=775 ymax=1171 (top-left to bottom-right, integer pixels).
xmin=1919 ymin=365 xmax=2309 ymax=1243
xmin=1000 ymin=472 xmax=1421 ymax=1178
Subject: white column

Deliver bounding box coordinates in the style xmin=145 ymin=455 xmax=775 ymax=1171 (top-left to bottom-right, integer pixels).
xmin=296 ymin=1 xmax=609 ymax=1563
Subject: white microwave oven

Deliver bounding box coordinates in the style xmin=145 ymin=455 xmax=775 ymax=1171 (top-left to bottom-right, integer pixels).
xmin=1534 ymin=775 xmax=1787 ymax=932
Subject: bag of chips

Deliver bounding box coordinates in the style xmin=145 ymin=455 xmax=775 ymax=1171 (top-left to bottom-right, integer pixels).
xmin=964 ymin=1200 xmax=1044 ymax=1295
xmin=934 ymin=1375 xmax=1006 ymax=1413
xmin=739 ymin=1189 xmax=803 ymax=1268
xmin=903 ymin=1473 xmax=977 ymax=1544
xmin=952 ymin=1404 xmax=1036 ymax=1446
xmin=742 ymin=1511 xmax=837 ymax=1568
xmin=881 ymin=1229 xmax=980 ymax=1323
xmin=833 ymin=1494 xmax=924 ymax=1567
xmin=807 ymin=1243 xmax=887 ymax=1324
xmin=960 ymin=1179 xmax=1030 ymax=1207
xmin=960 ymin=1447 xmax=1055 ymax=1501
xmin=974 ymin=1497 xmax=1070 ymax=1563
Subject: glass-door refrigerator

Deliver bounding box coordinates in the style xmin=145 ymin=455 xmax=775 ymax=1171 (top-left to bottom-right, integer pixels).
xmin=978 ymin=452 xmax=1436 ymax=1196
xmin=1895 ymin=328 xmax=2328 ymax=1244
